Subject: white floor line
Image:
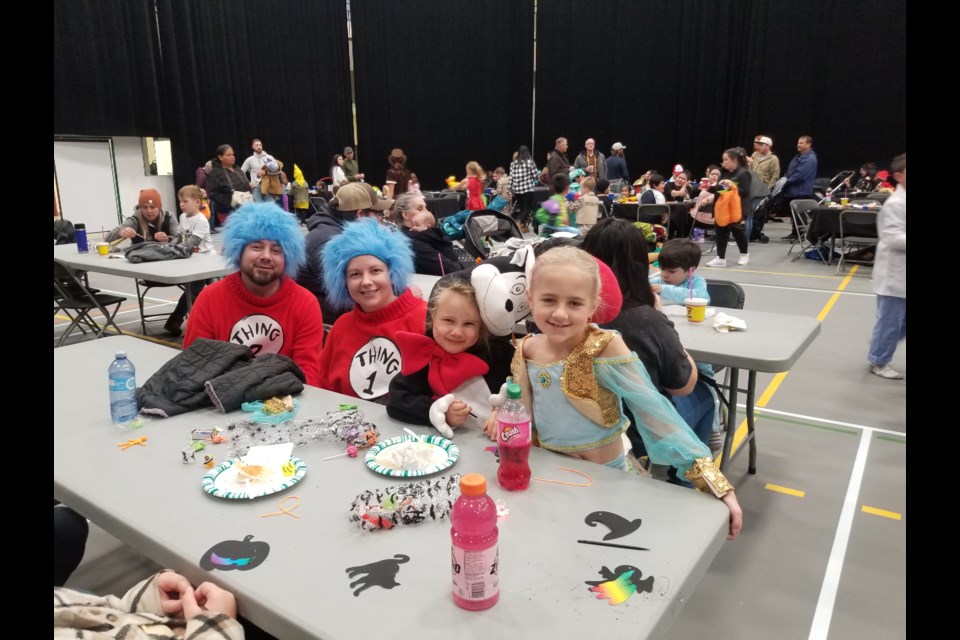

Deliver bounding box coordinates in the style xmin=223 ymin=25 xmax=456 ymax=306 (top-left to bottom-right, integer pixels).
xmin=737 ymin=404 xmax=906 ymax=438
xmin=738 ymin=282 xmax=875 ymax=297
xmin=807 ymin=429 xmax=871 ymax=640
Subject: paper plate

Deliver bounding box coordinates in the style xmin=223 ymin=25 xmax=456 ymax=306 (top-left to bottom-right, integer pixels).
xmin=365 ymin=435 xmax=459 ymax=477
xmin=202 ymin=457 xmax=306 ymax=500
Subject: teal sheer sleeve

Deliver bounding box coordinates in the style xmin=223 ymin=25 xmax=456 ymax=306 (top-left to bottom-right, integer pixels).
xmin=595 ymin=354 xmax=711 ymax=478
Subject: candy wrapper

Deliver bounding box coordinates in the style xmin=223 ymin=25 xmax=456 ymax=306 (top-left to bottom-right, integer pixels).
xmin=350 ymin=474 xmax=462 ymax=531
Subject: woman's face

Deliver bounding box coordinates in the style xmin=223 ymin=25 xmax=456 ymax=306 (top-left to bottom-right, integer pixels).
xmin=721 ymin=153 xmax=737 ymax=172
xmin=219 ymin=147 xmax=236 ymax=167
xmin=346 ymin=255 xmax=396 ymax=313
xmin=400 ymin=196 xmax=429 ymax=226
xmin=336 ymin=155 xmax=344 ymax=166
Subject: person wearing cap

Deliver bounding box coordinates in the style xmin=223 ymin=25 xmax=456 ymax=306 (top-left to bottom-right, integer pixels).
xmin=296 ymin=182 xmax=393 ymax=325
xmin=606 ymin=142 xmax=630 ymax=194
xmin=573 ymin=138 xmax=607 ymax=181
xmin=385 ymin=148 xmax=412 ymax=199
xmin=342 ymin=146 xmax=365 ymax=182
xmin=317 ymin=218 xmax=428 ymax=401
xmin=394 ymin=192 xmax=466 ymax=276
xmin=106 ymin=188 xmax=180 ymax=244
xmin=748 ymin=135 xmax=780 ymax=190
xmin=183 ymin=203 xmax=324 ymax=386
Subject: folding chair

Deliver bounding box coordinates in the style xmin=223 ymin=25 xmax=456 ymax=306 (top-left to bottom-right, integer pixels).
xmin=835 ymin=209 xmax=878 ymax=275
xmin=688 ymin=203 xmax=718 ymax=254
xmin=53 ymin=258 xmax=125 ymax=347
xmin=135 ymin=280 xmax=187 ymax=334
xmin=788 ymin=199 xmax=821 ymax=260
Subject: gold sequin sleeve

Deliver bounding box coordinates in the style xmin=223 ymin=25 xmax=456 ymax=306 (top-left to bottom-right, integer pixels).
xmin=685 ymin=457 xmax=734 ymax=498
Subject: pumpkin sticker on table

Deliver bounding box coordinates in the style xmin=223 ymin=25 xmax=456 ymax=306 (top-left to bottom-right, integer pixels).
xmin=200 ymin=534 xmax=270 ymax=571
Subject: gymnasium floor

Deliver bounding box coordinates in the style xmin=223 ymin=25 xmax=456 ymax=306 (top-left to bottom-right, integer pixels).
xmin=55 ymin=221 xmax=906 ymax=640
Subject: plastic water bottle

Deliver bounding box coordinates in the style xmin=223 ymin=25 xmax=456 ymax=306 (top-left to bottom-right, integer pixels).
xmin=74 ymin=223 xmax=88 ymax=253
xmin=450 ymin=474 xmax=499 ymax=610
xmin=496 ymin=381 xmax=532 ymax=491
xmin=108 ymin=351 xmax=138 ymax=425
xmin=823 ymin=190 xmax=832 ymax=205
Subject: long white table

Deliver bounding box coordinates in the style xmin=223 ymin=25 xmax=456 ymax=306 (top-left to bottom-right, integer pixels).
xmin=54 ymin=242 xmax=236 ymax=312
xmin=55 ymin=336 xmax=729 ymax=640
xmin=673 ymin=307 xmax=821 ymax=473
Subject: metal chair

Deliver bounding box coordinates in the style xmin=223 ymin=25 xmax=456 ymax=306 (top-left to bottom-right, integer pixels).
xmin=835 ymin=209 xmax=878 ymax=275
xmin=688 ymin=203 xmax=718 ymax=254
xmin=705 ymin=279 xmax=746 ymax=310
xmin=135 ymin=280 xmax=187 ymax=333
xmin=54 ymin=258 xmax=125 ymax=347
xmin=788 ymin=199 xmax=820 ymax=260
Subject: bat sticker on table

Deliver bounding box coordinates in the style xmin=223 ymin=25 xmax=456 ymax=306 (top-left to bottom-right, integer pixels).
xmin=200 ymin=535 xmax=270 ymax=571
xmin=345 ymin=554 xmax=410 ymax=596
xmin=585 ymin=565 xmax=670 ymax=606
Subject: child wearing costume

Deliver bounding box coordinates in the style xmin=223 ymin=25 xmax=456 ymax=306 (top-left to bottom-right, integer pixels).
xmin=484 ymin=245 xmax=743 ymax=540
xmin=464 ymin=161 xmax=486 ymax=211
xmin=317 ymin=218 xmax=427 ymax=402
xmin=388 ymin=279 xmax=513 ymax=437
xmin=535 ymin=173 xmax=579 ymax=237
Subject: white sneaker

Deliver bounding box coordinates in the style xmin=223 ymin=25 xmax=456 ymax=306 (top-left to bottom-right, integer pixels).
xmin=738 ymin=254 xmax=750 ymax=266
xmin=706 ymin=257 xmax=726 ymax=268
xmin=870 ymin=364 xmax=903 ymax=380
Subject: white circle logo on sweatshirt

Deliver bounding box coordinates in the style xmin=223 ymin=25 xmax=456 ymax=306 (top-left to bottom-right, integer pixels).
xmin=349 ymin=337 xmax=402 ymax=400
xmin=230 ymin=314 xmax=284 ymax=356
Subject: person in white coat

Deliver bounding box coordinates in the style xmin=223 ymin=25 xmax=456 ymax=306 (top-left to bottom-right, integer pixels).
xmin=867 ymin=153 xmax=906 ymax=379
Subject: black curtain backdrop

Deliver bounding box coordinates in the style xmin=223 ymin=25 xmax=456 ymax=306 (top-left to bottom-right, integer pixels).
xmin=535 ymin=0 xmax=906 ymax=179
xmin=54 ymin=0 xmax=165 ymax=136
xmin=54 ymin=1 xmax=905 ymax=187
xmin=351 ymin=0 xmax=534 ymax=191
xmin=156 ymin=0 xmax=353 ymax=191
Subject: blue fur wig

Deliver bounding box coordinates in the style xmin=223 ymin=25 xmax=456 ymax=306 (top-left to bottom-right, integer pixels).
xmin=321 ymin=218 xmax=414 ymax=310
xmin=221 ymin=203 xmax=306 ymax=278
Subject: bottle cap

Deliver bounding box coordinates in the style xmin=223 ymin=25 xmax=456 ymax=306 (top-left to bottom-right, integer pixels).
xmin=460 ymin=473 xmax=487 ymax=496
xmin=506 ymin=381 xmax=522 ymax=400
xmin=115 ymin=351 xmax=127 ymax=358
xmin=75 ymin=223 xmax=86 ymax=230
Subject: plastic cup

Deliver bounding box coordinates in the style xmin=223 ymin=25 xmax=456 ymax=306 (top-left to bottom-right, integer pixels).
xmin=840 ymin=197 xmax=849 ymax=206
xmin=685 ymin=297 xmax=708 ymax=324
xmin=96 ymin=242 xmax=110 ymax=256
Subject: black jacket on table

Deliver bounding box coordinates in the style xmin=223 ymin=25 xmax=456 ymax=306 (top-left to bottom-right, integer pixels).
xmin=400 ymin=226 xmax=465 ymax=276
xmin=137 ymin=338 xmax=305 ymax=417
xmin=387 ymin=335 xmax=514 ymax=426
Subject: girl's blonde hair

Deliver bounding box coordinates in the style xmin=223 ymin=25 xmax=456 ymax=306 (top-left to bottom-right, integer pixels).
xmin=531 ymin=246 xmax=602 ymax=306
xmin=427 ymin=279 xmax=489 ymax=351
xmin=178 ymin=184 xmax=204 ymax=201
xmin=466 ymin=161 xmax=485 ymax=180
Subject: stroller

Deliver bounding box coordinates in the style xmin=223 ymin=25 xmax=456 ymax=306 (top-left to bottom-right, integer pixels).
xmin=460 ymin=210 xmax=525 ymax=260
xmin=749 ymin=176 xmax=785 ymax=243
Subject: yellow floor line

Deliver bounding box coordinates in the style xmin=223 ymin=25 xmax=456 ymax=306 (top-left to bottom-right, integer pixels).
xmin=719 ymin=267 xmax=858 ymax=464
xmin=765 ymin=483 xmax=805 ymax=497
xmin=861 ymin=505 xmax=902 ymax=521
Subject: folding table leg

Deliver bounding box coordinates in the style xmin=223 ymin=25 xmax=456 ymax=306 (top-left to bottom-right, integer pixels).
xmin=719 ymin=368 xmax=740 ymax=472
xmin=747 ymin=371 xmax=757 ymax=474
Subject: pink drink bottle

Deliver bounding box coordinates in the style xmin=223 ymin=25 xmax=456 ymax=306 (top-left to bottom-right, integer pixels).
xmin=497 ymin=382 xmax=532 ymax=491
xmin=450 ymin=474 xmax=499 ymax=610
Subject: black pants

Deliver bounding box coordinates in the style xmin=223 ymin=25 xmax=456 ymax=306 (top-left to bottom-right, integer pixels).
xmin=716 ymin=222 xmax=749 ymax=258
xmin=54 ymin=505 xmax=89 ymax=586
